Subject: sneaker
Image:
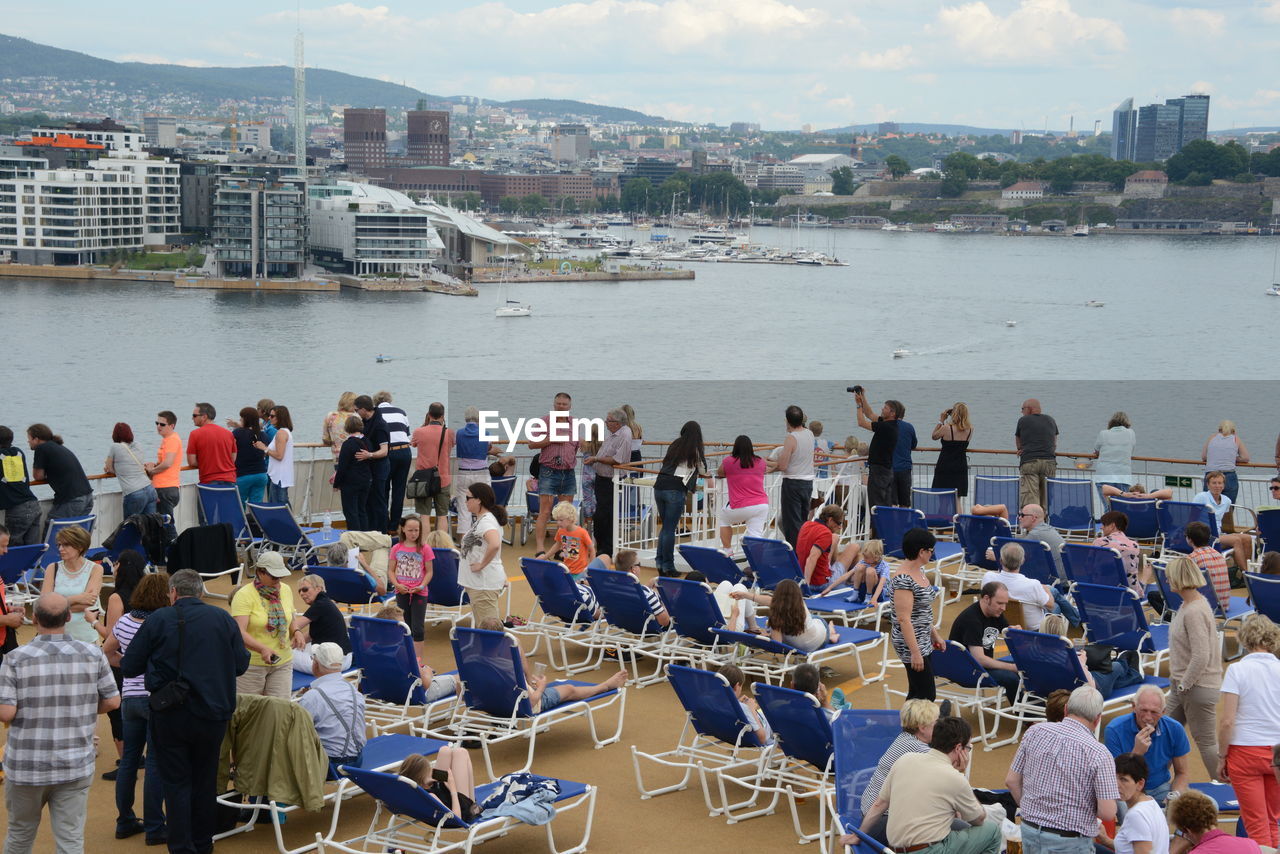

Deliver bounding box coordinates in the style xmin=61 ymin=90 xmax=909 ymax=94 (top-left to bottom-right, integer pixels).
xmin=938 ymin=699 xmax=954 ymax=717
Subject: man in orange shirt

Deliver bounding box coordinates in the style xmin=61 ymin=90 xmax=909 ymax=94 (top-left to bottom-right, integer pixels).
xmin=145 ymin=411 xmax=183 ymax=533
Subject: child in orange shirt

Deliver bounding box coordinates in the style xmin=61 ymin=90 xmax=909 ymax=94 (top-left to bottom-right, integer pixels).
xmin=546 ymin=501 xmax=596 ymax=577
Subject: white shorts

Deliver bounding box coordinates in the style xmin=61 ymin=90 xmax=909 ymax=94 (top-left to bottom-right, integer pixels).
xmin=718 ymin=502 xmax=769 ymax=540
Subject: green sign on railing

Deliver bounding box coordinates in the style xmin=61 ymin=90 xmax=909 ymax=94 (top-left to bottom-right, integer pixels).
xmin=1165 ymin=475 xmax=1194 ymax=488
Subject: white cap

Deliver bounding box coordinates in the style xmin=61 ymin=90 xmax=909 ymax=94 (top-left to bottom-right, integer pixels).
xmin=313 ymin=642 xmax=345 ymax=671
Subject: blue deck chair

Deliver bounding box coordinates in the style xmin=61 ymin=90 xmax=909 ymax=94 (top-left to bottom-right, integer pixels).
xmin=1107 ymin=496 xmax=1160 ymax=544
xmin=307 ymin=564 xmax=393 ymax=610
xmin=1047 ymin=478 xmax=1094 ymax=536
xmin=731 ymin=683 xmax=838 ymax=842
xmin=679 ymin=544 xmax=746 ymax=586
xmin=714 ymin=621 xmax=886 ymax=686
xmin=0 ymin=544 xmax=46 ymax=612
xmin=1245 ymin=572 xmax=1280 ymax=623
xmin=973 ymin=475 xmax=1019 ymax=516
xmin=348 ymin=615 xmax=458 ymax=734
xmin=1062 ymin=543 xmax=1128 ymax=589
xmin=94 ymin=514 xmax=170 ymax=572
xmin=742 ymin=536 xmax=804 ymax=590
xmin=991 ymin=536 xmax=1059 ymax=586
xmin=631 ymin=664 xmax=772 ymax=816
xmin=1157 ymin=501 xmax=1218 ymax=556
xmin=37 ymin=515 xmax=96 ymax=572
xmin=246 ymin=502 xmax=339 ymax=568
xmin=829 ymin=709 xmax=904 ymax=848
xmin=1072 ymin=582 xmax=1169 ymax=671
xmin=954 ymin=515 xmax=1012 ymax=574
xmin=428 ymin=626 xmax=627 ymax=780
xmin=655 ymin=577 xmax=741 ymax=667
xmin=869 ymin=506 xmax=925 ymax=558
xmin=197 ymin=484 xmax=261 ymax=552
xmin=1153 ymin=564 xmax=1249 ymax=658
xmin=517 ymin=557 xmax=604 ymax=673
xmin=587 ymin=567 xmax=670 ymax=685
xmin=322 ymin=764 xmax=596 ymax=854
xmin=1256 ymin=509 xmax=1280 ymax=556
xmin=520 ymin=490 xmax=540 ymax=543
xmin=929 ymin=641 xmax=1006 ymax=747
xmin=489 ymin=475 xmax=516 ymax=543
xmin=421 ymin=547 xmax=476 ymax=629
xmin=912 ymin=488 xmax=958 ymax=530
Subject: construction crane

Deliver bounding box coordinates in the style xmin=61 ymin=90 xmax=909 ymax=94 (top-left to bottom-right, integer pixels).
xmin=171 ymin=107 xmax=267 ymax=151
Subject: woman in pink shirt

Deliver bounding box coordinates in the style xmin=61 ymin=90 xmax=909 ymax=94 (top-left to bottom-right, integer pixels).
xmin=715 ymin=435 xmax=769 ymax=554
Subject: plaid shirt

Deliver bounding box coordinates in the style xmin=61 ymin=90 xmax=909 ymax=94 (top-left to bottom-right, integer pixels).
xmin=0 ymin=633 xmax=118 ymax=785
xmin=1190 ymin=546 xmax=1231 ymax=610
xmin=1011 ymin=718 xmax=1120 ymax=836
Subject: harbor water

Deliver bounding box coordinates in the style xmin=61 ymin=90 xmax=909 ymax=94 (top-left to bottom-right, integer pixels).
xmin=8 ymin=228 xmax=1280 ymax=467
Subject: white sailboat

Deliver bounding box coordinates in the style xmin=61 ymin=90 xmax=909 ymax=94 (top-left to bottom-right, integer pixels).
xmin=1268 ymin=243 xmax=1280 ymax=296
xmin=494 ymin=271 xmax=531 ymax=318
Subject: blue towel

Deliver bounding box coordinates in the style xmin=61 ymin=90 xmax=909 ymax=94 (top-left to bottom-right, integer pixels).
xmin=479 ymin=772 xmax=561 ymax=826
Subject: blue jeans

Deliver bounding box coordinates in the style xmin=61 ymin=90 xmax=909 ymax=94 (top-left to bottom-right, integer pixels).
xmin=236 ymin=473 xmax=267 ymax=506
xmin=655 ymin=488 xmax=686 ymax=574
xmin=266 ymin=480 xmax=290 ymax=507
xmin=122 ymin=485 xmax=158 ymax=518
xmin=538 ymin=467 xmax=576 ymax=497
xmin=116 ymin=696 xmax=166 ymax=838
xmin=1021 ymin=822 xmax=1095 ymax=854
xmin=1093 ymin=658 xmax=1143 ymax=698
xmin=1051 ymin=585 xmax=1082 ymax=625
xmin=986 ymin=665 xmax=1021 ymax=705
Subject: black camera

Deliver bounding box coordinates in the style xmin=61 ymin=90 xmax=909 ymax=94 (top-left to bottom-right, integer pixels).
xmin=847 ymin=385 xmax=863 ymax=395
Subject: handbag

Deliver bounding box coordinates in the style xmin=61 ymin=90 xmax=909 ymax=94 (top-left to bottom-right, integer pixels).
xmin=149 ymin=611 xmax=191 ymax=711
xmin=407 ymin=426 xmax=447 ymax=499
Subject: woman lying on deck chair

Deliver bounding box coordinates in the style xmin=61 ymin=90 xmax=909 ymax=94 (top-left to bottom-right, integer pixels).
xmin=401 ymin=748 xmax=482 ymax=821
xmin=477 ymin=618 xmax=627 ymax=712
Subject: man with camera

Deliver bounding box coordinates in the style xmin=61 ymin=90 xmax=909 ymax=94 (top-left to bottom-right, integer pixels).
xmin=853 ymin=386 xmax=905 ymax=511
xmin=122 ymin=569 xmax=249 ymax=854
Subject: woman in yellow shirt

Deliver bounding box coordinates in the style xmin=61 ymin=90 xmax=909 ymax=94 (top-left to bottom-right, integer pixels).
xmin=230 ymin=552 xmax=301 ymax=699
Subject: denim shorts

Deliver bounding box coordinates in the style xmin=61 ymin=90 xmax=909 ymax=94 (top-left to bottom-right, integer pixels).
xmin=538 ymin=467 xmax=576 ymax=497
xmin=539 ymin=685 xmax=562 ymax=713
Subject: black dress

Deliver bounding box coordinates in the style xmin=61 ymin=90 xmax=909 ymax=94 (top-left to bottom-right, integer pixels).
xmin=931 ymin=428 xmax=970 ymax=497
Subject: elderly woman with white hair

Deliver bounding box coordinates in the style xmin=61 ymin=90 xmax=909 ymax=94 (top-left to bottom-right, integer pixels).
xmin=291 ymin=573 xmax=353 ymax=673
xmin=453 ymin=405 xmax=501 ymax=532
xmin=859 ymin=699 xmax=946 ymax=844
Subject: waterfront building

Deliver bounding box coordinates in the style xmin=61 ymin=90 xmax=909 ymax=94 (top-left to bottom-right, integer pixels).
xmin=754 ymin=164 xmax=804 ymax=193
xmin=344 ymin=108 xmax=388 ymax=173
xmin=143 ymin=115 xmax=178 ymax=149
xmin=1001 ymin=181 xmax=1047 ymax=200
xmin=623 ymin=157 xmax=681 ymax=186
xmin=92 ymin=154 xmax=180 ymax=246
xmin=550 ymin=124 xmax=591 ymax=163
xmin=308 ymin=181 xmax=443 ymax=276
xmin=951 ymin=213 xmax=1009 ymax=230
xmin=405 ymin=110 xmax=450 ymax=166
xmin=12 ymin=133 xmax=106 ymax=170
xmin=211 ymin=171 xmax=307 ymax=278
xmin=1135 ymin=103 xmax=1182 ymax=162
xmin=0 ymin=164 xmax=146 ymax=264
xmin=1110 ymin=98 xmax=1137 ymax=161
xmin=1123 ymin=170 xmax=1169 ymax=198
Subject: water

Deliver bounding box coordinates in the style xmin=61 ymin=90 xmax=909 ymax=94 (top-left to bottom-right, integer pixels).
xmin=6 ymin=229 xmax=1279 ymax=467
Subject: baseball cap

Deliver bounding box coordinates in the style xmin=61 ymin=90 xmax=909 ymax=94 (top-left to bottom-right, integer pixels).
xmin=254 ymin=552 xmax=291 ymax=578
xmin=312 ymin=642 xmax=345 ymax=670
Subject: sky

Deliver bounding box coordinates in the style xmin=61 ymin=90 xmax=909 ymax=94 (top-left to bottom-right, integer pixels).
xmin=9 ymin=0 xmax=1280 ymax=130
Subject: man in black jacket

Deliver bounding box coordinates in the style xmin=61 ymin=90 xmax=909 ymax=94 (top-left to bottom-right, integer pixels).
xmin=122 ymin=569 xmax=249 ymax=853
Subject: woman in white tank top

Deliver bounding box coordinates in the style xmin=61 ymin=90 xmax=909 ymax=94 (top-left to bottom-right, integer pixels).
xmin=258 ymin=404 xmax=296 ymax=506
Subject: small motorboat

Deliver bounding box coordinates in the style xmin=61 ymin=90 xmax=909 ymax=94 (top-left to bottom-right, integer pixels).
xmin=1005 ymin=320 xmax=1018 ymax=327
xmin=1085 ymin=300 xmax=1105 ymax=308
xmin=1265 ymin=285 xmax=1280 ymax=296
xmin=375 ymin=354 xmax=392 ymax=363
xmin=495 ymin=300 xmax=532 ymax=318
xmin=892 ymin=348 xmax=910 ymax=359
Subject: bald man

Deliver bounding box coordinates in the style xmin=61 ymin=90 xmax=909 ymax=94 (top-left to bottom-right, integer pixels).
xmin=1015 ymin=399 xmax=1058 ymax=509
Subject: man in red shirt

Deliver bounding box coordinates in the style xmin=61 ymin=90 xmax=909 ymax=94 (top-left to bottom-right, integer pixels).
xmin=186 ymin=402 xmax=236 ymax=485
xmin=796 ymin=505 xmax=861 ymax=591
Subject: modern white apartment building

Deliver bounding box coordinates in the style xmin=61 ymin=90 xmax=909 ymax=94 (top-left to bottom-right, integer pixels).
xmin=34 ymin=120 xmax=147 ymax=153
xmin=92 ymin=154 xmax=181 ymax=245
xmin=0 ymin=164 xmax=146 ymax=264
xmin=309 ymin=181 xmax=443 ymax=276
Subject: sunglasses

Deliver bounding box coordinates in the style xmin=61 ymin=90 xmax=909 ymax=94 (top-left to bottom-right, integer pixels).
xmin=191 ymin=413 xmax=202 ymax=418
xmin=155 ymin=421 xmax=167 ymax=426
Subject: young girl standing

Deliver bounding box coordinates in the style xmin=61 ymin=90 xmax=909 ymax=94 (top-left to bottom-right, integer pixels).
xmin=389 ymin=515 xmax=434 ymax=659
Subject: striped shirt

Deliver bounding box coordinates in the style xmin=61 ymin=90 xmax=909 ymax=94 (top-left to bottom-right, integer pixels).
xmin=1010 ymin=718 xmax=1120 ymax=836
xmin=378 ymin=403 xmax=411 ymax=445
xmin=1190 ymin=546 xmax=1231 ymax=609
xmin=0 ymin=633 xmax=118 ymax=785
xmin=889 ymin=572 xmax=936 ymax=664
xmin=861 ymin=730 xmax=930 ymax=815
xmin=112 ymin=613 xmax=150 ymax=697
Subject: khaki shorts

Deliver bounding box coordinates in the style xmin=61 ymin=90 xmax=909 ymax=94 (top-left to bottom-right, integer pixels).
xmin=466 ymin=588 xmax=504 ymax=628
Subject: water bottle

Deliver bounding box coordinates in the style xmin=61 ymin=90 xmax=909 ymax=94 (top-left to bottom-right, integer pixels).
xmin=323 ymin=512 xmax=332 ymax=531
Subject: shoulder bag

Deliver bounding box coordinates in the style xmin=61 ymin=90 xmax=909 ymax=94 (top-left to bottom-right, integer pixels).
xmin=407 ymin=427 xmax=447 ymax=499
xmin=149 ymin=611 xmax=191 ymax=711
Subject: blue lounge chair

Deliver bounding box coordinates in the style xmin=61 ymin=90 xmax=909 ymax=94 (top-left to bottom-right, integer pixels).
xmin=1062 ymin=543 xmax=1129 ymax=589
xmin=1047 ymin=478 xmax=1094 ymax=536
xmin=1072 ymin=582 xmax=1169 ymax=672
xmin=348 ymin=615 xmax=458 ymax=734
xmin=586 ymin=566 xmax=670 ymax=686
xmin=94 ymin=514 xmax=170 ymax=572
xmin=630 ymin=664 xmax=772 ymax=816
xmin=929 ymin=641 xmax=1007 ymax=748
xmin=197 ymin=484 xmax=261 ymax=552
xmin=714 ymin=621 xmax=886 ymax=686
xmin=1256 ymin=509 xmax=1280 ymax=556
xmin=37 ymin=514 xmax=96 ymax=571
xmin=517 ymin=558 xmax=604 ymax=674
xmin=742 ymin=536 xmax=805 ymax=590
xmin=1153 ymin=565 xmax=1253 ymax=659
xmin=679 ymin=544 xmax=746 ymax=585
xmin=247 ymin=502 xmax=340 ymax=568
xmin=422 ymin=547 xmax=484 ymax=629
xmin=870 ymin=506 xmax=964 ymax=592
xmin=954 ymin=515 xmax=1012 ymax=574
xmin=991 ymin=536 xmax=1059 ymax=586
xmin=1245 ymin=572 xmax=1280 ymax=623
xmin=306 ymin=564 xmax=393 ymax=610
xmin=828 ymin=709 xmax=904 ymax=852
xmin=0 ymin=543 xmax=46 ymax=612
xmin=655 ymin=577 xmax=738 ymax=667
xmin=319 ymin=764 xmax=597 ymax=854
xmin=1106 ymin=496 xmax=1160 ymax=544
xmin=911 ymin=488 xmax=958 ymax=530
xmin=428 ymin=626 xmax=626 ymax=780
xmin=1157 ymin=500 xmax=1218 ymax=557
xmin=973 ymin=475 xmax=1019 ymax=516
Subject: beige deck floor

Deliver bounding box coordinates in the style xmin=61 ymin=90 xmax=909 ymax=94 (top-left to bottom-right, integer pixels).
xmin=9 ymin=533 xmax=1205 ymax=854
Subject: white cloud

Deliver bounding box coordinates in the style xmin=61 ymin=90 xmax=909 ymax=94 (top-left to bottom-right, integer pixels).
xmin=1262 ymin=1 xmax=1280 ymax=22
xmin=1188 ymin=80 xmax=1215 ymax=95
xmin=934 ymin=0 xmax=1126 ymax=64
xmin=117 ymin=53 xmax=212 ymax=67
xmin=1168 ymin=7 xmax=1225 ymax=35
xmin=850 ymin=46 xmax=916 ymax=70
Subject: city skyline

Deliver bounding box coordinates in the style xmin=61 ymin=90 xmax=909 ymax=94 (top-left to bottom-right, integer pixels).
xmin=3 ymin=0 xmax=1279 ymax=130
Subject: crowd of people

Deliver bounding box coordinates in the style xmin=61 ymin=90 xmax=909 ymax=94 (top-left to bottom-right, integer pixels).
xmin=3 ymin=387 xmax=1280 ymax=854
